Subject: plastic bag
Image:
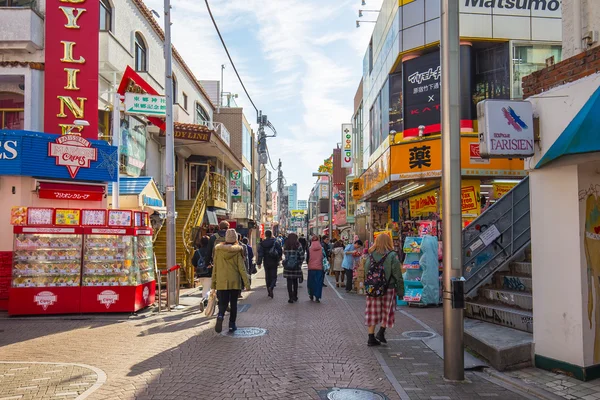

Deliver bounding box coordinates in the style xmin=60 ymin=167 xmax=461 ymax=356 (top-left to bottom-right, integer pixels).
xmin=205 ymin=291 xmax=216 ymax=317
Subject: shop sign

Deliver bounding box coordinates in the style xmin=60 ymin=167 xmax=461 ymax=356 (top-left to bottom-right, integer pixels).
xmin=341 ymin=123 xmax=352 ymax=168
xmin=409 ymin=189 xmax=438 ymax=217
xmin=143 ymin=195 xmax=163 ymax=207
xmin=98 ymin=290 xmax=119 ymax=309
xmin=373 ymin=230 xmax=392 ymax=240
xmin=493 ymin=182 xmax=517 ymax=199
xmin=469 ymin=143 xmax=490 ymax=164
xmin=0 ymin=140 xmax=18 ymax=160
xmin=121 ymin=116 xmax=147 ymax=177
xmin=464 ymin=0 xmax=561 ymax=13
xmin=403 ymin=51 xmax=441 ymax=137
xmin=44 ymin=0 xmax=99 ymax=139
xmin=124 ymin=93 xmax=166 ymax=116
xmin=461 ymin=181 xmax=481 ymax=217
xmin=271 ymin=192 xmax=278 ymax=216
xmin=48 ymin=135 xmax=98 ymax=179
xmin=478 ymin=100 xmax=535 ymax=158
xmin=230 ymin=170 xmax=242 ymax=199
xmin=363 ymin=148 xmax=391 ymax=196
xmin=351 ymin=179 xmax=364 ymax=199
xmin=291 ymin=210 xmax=305 ymax=217
xmin=34 ymin=291 xmax=57 ymax=310
xmin=118 ymin=67 xmax=165 ymax=131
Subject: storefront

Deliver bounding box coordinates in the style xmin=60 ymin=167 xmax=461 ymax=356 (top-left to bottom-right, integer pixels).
xmin=0 ymin=130 xmax=156 ymax=314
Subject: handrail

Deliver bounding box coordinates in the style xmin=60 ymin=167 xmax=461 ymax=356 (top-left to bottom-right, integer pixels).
xmin=182 ymin=176 xmax=209 ymax=286
xmin=208 ymin=172 xmax=228 ymax=204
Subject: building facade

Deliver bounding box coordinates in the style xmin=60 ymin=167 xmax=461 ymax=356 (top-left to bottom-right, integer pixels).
xmin=286 ymin=183 xmax=298 ymax=211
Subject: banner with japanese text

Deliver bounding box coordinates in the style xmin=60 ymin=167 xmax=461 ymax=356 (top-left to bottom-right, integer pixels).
xmin=409 ymin=190 xmax=438 ymax=217
xmin=461 ymin=180 xmax=481 ymax=217
xmin=493 ymin=182 xmax=517 ymax=199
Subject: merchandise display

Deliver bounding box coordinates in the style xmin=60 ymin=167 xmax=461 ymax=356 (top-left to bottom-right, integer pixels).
xmin=82 ymin=234 xmax=136 ymax=287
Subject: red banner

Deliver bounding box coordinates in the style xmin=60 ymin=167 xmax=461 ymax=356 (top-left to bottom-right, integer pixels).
xmin=44 ymin=0 xmax=99 ymax=139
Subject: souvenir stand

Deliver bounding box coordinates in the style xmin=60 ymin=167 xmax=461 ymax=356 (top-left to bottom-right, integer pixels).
xmin=8 ymin=207 xmax=156 ymax=315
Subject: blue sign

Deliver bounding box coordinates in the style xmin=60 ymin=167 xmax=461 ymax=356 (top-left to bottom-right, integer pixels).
xmin=0 ymin=130 xmax=118 ymax=182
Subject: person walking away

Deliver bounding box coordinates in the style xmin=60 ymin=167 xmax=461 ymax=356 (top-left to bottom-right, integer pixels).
xmin=242 ymin=237 xmax=255 ymax=288
xmin=332 ymin=240 xmax=345 ymax=287
xmin=298 ymin=234 xmax=308 ymax=257
xmin=283 ymin=233 xmax=305 ymax=303
xmin=343 ymin=240 xmax=363 ymax=293
xmin=321 ymin=236 xmax=331 ymax=287
xmin=192 ymin=236 xmax=212 ymax=312
xmin=205 ymin=221 xmax=230 ymax=267
xmin=363 ymin=234 xmax=404 ymax=346
xmin=211 ymin=229 xmax=250 ymax=333
xmin=237 ymin=234 xmax=250 ymax=299
xmin=306 ymin=235 xmax=324 ymax=302
xmin=257 ymin=230 xmax=282 ymax=298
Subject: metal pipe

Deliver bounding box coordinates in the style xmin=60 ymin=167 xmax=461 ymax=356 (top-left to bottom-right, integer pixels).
xmin=574 ymin=0 xmax=582 ymax=53
xmin=441 ymin=0 xmax=464 ymax=381
xmin=111 ymin=92 xmax=121 ymax=209
xmin=163 ymin=0 xmax=176 ymax=273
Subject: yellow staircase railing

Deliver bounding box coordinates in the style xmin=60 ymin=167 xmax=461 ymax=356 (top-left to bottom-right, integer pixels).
xmin=182 ymin=175 xmax=209 ymax=286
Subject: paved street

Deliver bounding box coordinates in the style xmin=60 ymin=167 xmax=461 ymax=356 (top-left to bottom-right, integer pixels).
xmin=0 ymin=267 xmax=589 ymax=400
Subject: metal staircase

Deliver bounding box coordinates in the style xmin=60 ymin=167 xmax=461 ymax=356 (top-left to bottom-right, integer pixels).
xmin=462 ymin=177 xmax=532 ymax=333
xmin=181 ymin=177 xmax=209 ymax=287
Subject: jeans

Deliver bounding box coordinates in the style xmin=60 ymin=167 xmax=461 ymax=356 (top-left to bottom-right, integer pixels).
xmin=265 ymin=265 xmax=278 ymax=290
xmin=287 ymin=278 xmax=298 ymax=300
xmin=217 ymin=289 xmax=240 ymax=324
xmin=345 ymin=269 xmax=353 ymax=291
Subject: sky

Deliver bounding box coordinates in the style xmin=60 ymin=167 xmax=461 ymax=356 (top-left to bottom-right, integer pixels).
xmin=143 ymin=0 xmax=383 ymax=200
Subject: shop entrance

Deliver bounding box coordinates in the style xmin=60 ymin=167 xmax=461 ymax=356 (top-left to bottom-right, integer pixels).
xmin=189 ymin=163 xmax=209 ymax=199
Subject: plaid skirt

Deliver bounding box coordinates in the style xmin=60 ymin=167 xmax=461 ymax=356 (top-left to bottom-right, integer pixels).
xmin=364 ymin=289 xmax=397 ymax=327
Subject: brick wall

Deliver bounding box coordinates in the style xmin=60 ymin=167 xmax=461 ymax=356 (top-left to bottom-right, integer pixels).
xmin=214 ymin=108 xmax=243 ymax=161
xmin=522 ymin=46 xmax=600 ymax=98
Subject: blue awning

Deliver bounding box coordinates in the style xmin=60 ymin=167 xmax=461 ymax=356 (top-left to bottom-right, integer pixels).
xmin=107 ymin=177 xmax=153 ymax=195
xmin=536 ymin=85 xmax=600 ymax=169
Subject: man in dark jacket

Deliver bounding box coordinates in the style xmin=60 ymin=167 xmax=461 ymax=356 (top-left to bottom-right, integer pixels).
xmin=257 ymin=230 xmax=282 ymax=298
xmin=298 ymin=234 xmax=308 ymax=254
xmin=205 ymin=221 xmax=229 ymax=267
xmin=321 ymin=235 xmax=332 ymax=288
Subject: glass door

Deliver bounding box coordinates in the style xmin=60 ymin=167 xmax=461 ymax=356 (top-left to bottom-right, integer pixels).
xmin=189 ymin=163 xmax=208 ymax=199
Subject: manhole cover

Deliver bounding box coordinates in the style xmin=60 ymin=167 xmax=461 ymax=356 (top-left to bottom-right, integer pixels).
xmin=326 ymin=388 xmax=386 ymax=400
xmin=221 ymin=327 xmax=267 ymax=338
xmin=402 ymin=330 xmax=436 ymax=339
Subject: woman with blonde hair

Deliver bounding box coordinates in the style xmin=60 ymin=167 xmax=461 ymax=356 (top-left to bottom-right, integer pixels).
xmin=363 ymin=233 xmax=404 ymax=346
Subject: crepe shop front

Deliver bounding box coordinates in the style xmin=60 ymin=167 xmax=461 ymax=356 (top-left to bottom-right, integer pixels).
xmin=0 ymin=130 xmax=156 ymax=315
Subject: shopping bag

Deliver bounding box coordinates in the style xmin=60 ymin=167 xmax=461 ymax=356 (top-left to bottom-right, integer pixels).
xmin=205 ymin=291 xmax=216 ymax=317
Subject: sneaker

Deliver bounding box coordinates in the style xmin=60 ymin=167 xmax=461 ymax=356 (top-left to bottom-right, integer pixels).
xmin=229 ymin=323 xmax=237 ymax=333
xmin=315 ymin=299 xmax=321 ymax=303
xmin=215 ymin=316 xmax=224 ymax=333
xmin=288 ymin=299 xmax=294 ymax=304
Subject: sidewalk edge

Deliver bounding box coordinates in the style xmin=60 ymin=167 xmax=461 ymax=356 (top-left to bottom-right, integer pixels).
xmin=479 ymin=369 xmax=565 ymax=400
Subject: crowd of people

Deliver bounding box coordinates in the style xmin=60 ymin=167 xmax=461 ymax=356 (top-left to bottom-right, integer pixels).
xmin=194 ymin=221 xmax=404 ymax=346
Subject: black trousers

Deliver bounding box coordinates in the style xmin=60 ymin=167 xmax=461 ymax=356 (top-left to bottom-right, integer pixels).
xmin=217 ymin=289 xmax=240 ymax=324
xmin=345 ymin=269 xmax=353 ymax=291
xmin=287 ymin=278 xmax=298 ymax=300
xmin=265 ymin=265 xmax=278 ymax=290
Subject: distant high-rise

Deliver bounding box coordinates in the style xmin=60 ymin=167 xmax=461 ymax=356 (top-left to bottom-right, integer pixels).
xmin=297 ymin=200 xmax=307 ymax=211
xmin=286 ymin=183 xmax=298 ymax=210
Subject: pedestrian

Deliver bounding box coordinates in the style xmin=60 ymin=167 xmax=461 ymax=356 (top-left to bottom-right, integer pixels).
xmin=298 ymin=234 xmax=308 ymax=256
xmin=321 ymin=235 xmax=332 ymax=288
xmin=191 ymin=235 xmax=212 ymax=312
xmin=242 ymin=237 xmax=255 ymax=287
xmin=306 ymin=235 xmax=324 ymax=303
xmin=283 ymin=233 xmax=305 ymax=304
xmin=257 ymin=230 xmax=282 ymax=298
xmin=211 ymin=229 xmax=250 ymax=333
xmin=343 ymin=240 xmax=362 ymax=292
xmin=331 ymin=240 xmax=345 ymax=287
xmin=363 ymin=233 xmax=404 ymax=346
xmin=205 ymin=221 xmax=229 ymax=267
xmin=237 ymin=234 xmax=250 ymax=299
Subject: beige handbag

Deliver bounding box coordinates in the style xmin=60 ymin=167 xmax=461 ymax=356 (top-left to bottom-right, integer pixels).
xmin=205 ymin=291 xmax=217 ymax=317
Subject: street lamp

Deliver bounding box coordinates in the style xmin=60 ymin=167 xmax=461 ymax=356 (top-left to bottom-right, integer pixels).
xmin=312 ymin=172 xmax=332 ymax=241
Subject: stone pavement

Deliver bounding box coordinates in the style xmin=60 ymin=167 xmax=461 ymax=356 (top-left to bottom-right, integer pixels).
xmin=0 ymin=266 xmax=592 ymax=400
xmin=505 ymin=368 xmax=600 ymax=400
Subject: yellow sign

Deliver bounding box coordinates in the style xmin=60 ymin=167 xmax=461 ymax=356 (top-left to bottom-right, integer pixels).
xmin=409 ymin=189 xmax=438 ymax=217
xmin=351 ymin=178 xmax=363 ymax=199
xmin=461 ymin=180 xmax=481 ymax=217
xmin=391 ymin=136 xmax=526 ymax=180
xmin=291 ymin=210 xmax=305 ymax=217
xmin=493 ymin=182 xmax=517 ymax=199
xmin=373 ymin=230 xmax=393 ymax=241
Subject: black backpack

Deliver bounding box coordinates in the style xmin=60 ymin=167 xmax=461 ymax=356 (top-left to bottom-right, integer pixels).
xmin=267 ymin=241 xmax=279 ymax=259
xmin=195 ymin=249 xmax=209 ymax=277
xmin=364 ymin=252 xmax=392 ymax=297
xmin=284 ymin=249 xmax=300 ymax=269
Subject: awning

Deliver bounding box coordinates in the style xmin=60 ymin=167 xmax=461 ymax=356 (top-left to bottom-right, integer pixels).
xmin=38 ymin=182 xmax=105 ymax=201
xmin=536 ymin=85 xmax=600 ymax=169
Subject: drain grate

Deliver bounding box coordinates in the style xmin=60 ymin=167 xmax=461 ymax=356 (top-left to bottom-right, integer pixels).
xmin=325 ymin=388 xmax=386 ymax=400
xmin=221 ymin=327 xmax=267 ymax=338
xmin=402 ymin=330 xmax=436 ymax=339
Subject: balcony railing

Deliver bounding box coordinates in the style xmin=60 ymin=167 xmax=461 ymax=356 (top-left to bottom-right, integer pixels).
xmin=208 ymin=172 xmax=228 ymax=209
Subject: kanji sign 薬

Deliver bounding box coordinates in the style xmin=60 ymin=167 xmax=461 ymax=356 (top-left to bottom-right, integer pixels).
xmin=124 ymin=93 xmax=166 ymax=117
xmin=409 ymin=145 xmax=432 ymax=169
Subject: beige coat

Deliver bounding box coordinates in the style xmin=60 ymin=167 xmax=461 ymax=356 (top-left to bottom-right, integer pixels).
xmin=211 ymin=244 xmax=250 ymax=290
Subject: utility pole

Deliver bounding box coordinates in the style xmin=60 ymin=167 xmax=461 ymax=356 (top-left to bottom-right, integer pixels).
xmin=163 ymin=0 xmax=176 ymax=272
xmin=111 ymin=92 xmax=121 ymax=209
xmin=441 ymin=0 xmax=464 ymax=381
xmin=277 ymin=159 xmax=284 ymax=233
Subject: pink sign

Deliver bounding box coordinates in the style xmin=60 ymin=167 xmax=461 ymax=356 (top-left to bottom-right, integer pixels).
xmin=48 ymin=135 xmax=97 ymax=178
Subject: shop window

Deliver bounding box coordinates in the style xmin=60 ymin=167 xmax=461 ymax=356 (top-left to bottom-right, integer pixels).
xmin=134 ymin=32 xmax=147 ymax=72
xmin=98 ymin=110 xmax=111 ymax=142
xmin=119 ymin=116 xmax=147 ymax=177
xmin=182 ymin=92 xmax=188 ymax=110
xmin=99 ymin=0 xmax=112 ymax=32
xmin=0 ymin=0 xmax=32 ymax=6
xmin=195 ymin=102 xmax=209 ymax=125
xmin=512 ymin=43 xmax=562 ymax=99
xmin=473 ymin=43 xmax=510 ymax=111
xmin=0 ymin=92 xmax=24 ymax=130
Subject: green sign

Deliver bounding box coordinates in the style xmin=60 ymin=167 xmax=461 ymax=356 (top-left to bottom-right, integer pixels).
xmin=124 ymin=93 xmax=166 ymax=116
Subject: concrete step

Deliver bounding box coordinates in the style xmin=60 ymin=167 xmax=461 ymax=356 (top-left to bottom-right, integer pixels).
xmin=510 ymin=261 xmax=532 ymax=276
xmin=465 ymin=301 xmax=533 ymax=333
xmin=495 ymin=273 xmax=532 ymax=292
xmin=480 ymin=288 xmax=533 ymax=311
xmin=464 ymin=318 xmax=533 ymax=371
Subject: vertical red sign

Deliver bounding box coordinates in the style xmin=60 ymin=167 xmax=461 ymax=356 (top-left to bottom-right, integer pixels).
xmin=44 ymin=0 xmax=99 ymax=140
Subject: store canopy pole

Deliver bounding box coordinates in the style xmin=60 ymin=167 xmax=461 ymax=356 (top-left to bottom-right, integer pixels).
xmin=441 ymin=0 xmax=464 ymax=381
xmin=164 ymin=0 xmax=176 ymax=271
xmin=328 ymin=174 xmax=333 ymax=241
xmin=112 ymin=92 xmax=121 ymax=209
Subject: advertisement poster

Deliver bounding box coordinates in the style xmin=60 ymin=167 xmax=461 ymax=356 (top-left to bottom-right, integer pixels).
xmin=403 ymin=51 xmax=441 ymax=137
xmin=461 ymin=180 xmax=481 ymax=217
xmin=493 ymin=182 xmax=517 ymax=199
xmin=373 ymin=230 xmax=392 ymax=241
xmin=409 ymin=190 xmax=438 ymax=217
xmin=55 ymin=209 xmax=81 ymax=226
xmin=120 ymin=117 xmax=147 ymax=177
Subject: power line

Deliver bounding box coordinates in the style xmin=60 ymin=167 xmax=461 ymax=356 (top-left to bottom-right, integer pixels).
xmin=204 ymin=0 xmax=258 ymax=116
